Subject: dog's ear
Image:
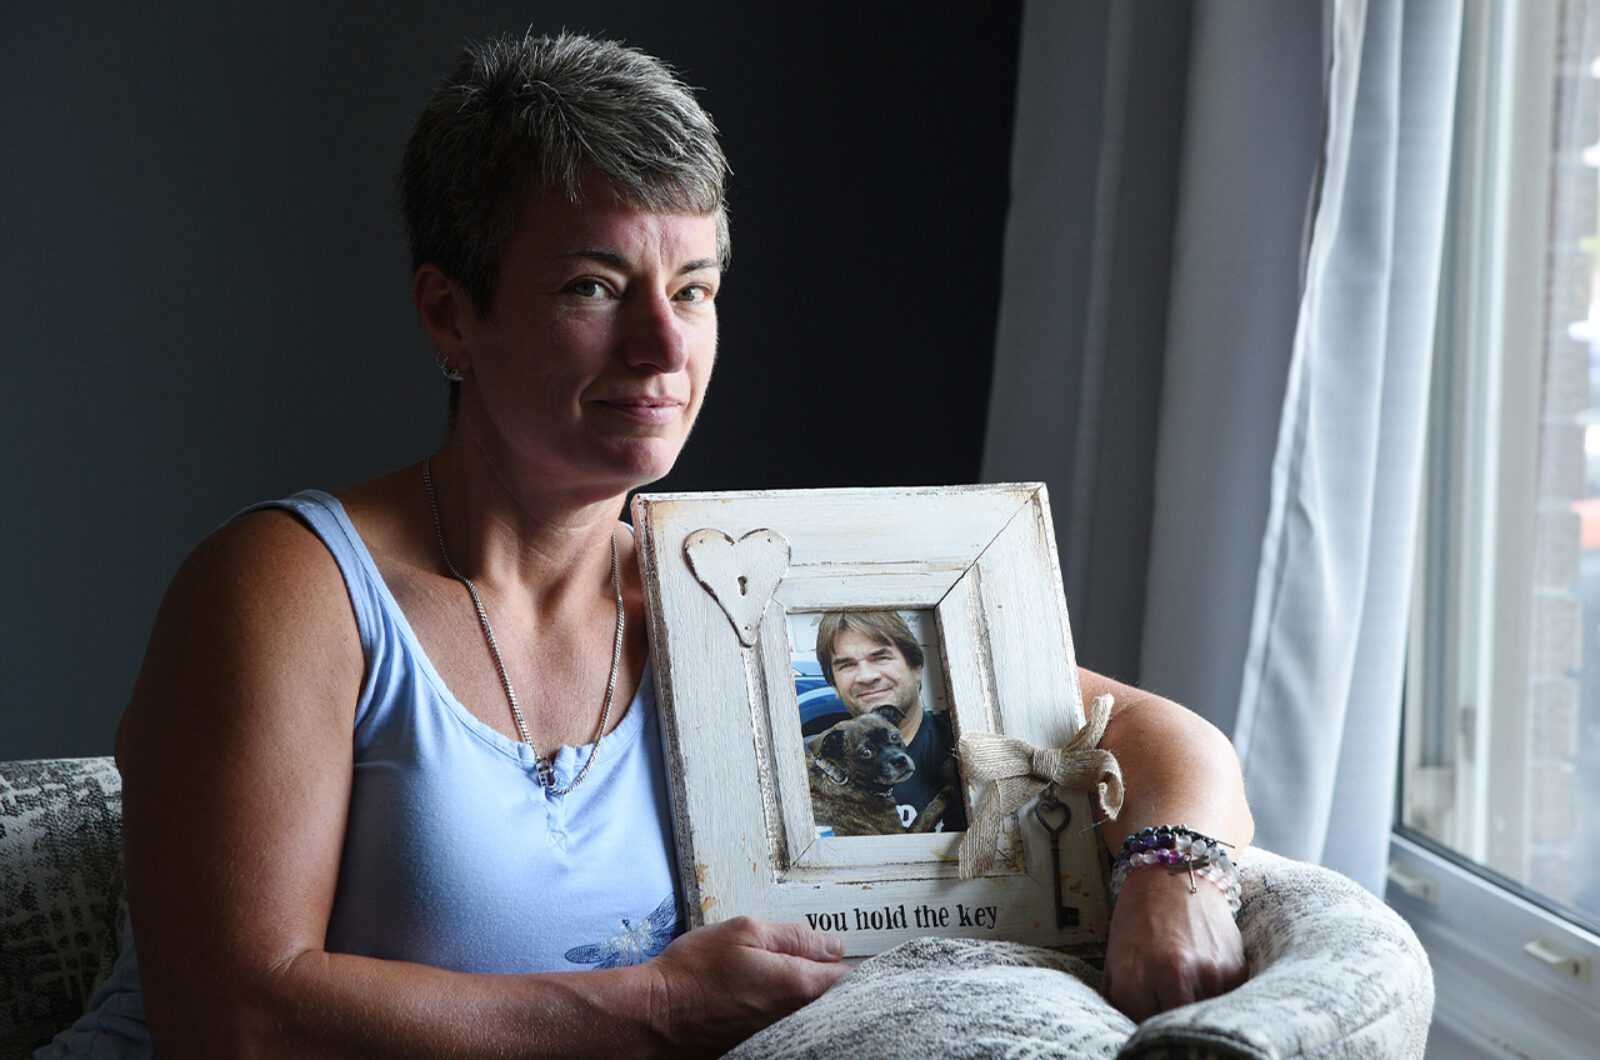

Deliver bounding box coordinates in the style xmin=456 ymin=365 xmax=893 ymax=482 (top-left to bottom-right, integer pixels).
xmin=874 ymin=704 xmax=906 ymax=726
xmin=816 ymin=726 xmax=846 ymax=763
xmin=811 ymin=727 xmax=849 ymax=784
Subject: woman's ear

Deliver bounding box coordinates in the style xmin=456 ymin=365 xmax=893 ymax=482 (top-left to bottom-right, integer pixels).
xmin=412 ymin=264 xmax=476 ymax=374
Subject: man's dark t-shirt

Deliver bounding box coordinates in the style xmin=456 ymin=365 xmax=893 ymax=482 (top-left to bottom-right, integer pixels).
xmin=892 ymin=711 xmax=965 ymax=832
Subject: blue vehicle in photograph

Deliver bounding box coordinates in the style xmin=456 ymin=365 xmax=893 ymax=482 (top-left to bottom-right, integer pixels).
xmin=793 ymin=658 xmax=849 ymax=737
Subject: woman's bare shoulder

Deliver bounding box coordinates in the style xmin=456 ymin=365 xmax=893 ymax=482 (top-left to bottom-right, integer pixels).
xmin=175 ymin=504 xmax=353 ymax=612
xmin=176 ymin=461 xmax=420 ymax=608
xmin=117 ymin=505 xmax=366 ymax=766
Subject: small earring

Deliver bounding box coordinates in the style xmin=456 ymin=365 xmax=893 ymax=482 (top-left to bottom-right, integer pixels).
xmin=436 ymin=354 xmax=464 ymax=382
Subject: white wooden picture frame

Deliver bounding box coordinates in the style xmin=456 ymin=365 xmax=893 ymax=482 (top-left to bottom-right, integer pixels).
xmin=631 ymin=483 xmax=1110 ymax=957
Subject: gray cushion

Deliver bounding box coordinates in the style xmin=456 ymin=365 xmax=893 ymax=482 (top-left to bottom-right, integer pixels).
xmin=0 ymin=757 xmax=125 ymax=1057
xmin=729 ymin=936 xmax=1133 ymax=1059
xmin=727 ymin=849 xmax=1432 ymax=1060
xmin=1123 ymin=849 xmax=1433 ymax=1060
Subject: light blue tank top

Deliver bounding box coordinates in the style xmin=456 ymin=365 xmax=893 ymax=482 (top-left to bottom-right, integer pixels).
xmin=39 ymin=490 xmax=680 ymax=1056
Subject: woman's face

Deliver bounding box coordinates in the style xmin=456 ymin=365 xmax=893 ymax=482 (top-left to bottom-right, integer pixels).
xmin=452 ymin=177 xmax=720 ymax=500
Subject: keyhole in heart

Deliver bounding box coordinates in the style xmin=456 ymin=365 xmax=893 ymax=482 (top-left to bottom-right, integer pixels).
xmin=738 ymin=575 xmax=748 ymax=595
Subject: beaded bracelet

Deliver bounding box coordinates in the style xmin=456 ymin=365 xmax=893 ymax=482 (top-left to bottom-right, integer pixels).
xmin=1110 ymin=825 xmax=1242 ymax=916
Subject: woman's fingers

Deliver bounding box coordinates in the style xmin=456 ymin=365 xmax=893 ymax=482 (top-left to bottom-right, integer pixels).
xmin=647 ymin=917 xmax=851 ymax=1056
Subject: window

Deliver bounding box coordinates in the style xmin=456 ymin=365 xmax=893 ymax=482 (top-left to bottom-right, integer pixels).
xmin=1397 ymin=0 xmax=1600 ymax=1054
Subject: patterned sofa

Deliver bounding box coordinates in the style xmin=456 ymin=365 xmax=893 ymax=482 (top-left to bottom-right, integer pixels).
xmin=1 ymin=757 xmax=1433 ymax=1059
xmin=2 ymin=759 xmax=125 ymax=1057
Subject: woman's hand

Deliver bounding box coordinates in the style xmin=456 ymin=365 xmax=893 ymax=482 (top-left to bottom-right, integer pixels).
xmin=1100 ymin=864 xmax=1246 ymax=1022
xmin=642 ymin=917 xmax=850 ymax=1057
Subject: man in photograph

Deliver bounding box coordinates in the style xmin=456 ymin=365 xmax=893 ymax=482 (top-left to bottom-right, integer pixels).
xmin=812 ymin=611 xmax=966 ymax=832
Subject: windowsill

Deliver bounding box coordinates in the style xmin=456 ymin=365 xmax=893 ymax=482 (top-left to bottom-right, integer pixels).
xmin=1387 ymin=832 xmax=1600 ymax=1058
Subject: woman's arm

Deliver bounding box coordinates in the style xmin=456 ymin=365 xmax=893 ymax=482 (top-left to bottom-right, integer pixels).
xmin=117 ymin=511 xmax=844 ymax=1058
xmin=1079 ymin=669 xmax=1254 ymax=1022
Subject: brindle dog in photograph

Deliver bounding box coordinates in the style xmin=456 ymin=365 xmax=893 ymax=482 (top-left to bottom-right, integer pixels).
xmin=805 ymin=706 xmax=915 ymax=836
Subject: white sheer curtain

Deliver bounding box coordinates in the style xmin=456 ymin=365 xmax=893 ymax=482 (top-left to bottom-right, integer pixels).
xmin=987 ymin=0 xmax=1462 ymax=893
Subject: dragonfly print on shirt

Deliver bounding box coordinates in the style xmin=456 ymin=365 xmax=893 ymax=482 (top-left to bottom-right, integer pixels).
xmin=564 ymin=894 xmax=679 ymax=969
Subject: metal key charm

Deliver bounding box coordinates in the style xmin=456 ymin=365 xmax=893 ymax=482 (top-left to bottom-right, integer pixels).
xmin=1033 ymin=792 xmax=1080 ymax=928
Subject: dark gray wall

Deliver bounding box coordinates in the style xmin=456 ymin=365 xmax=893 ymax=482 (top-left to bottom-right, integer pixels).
xmin=2 ymin=3 xmax=1020 ymax=759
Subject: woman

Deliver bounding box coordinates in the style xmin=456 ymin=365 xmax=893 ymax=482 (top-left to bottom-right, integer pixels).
xmin=56 ymin=31 xmax=1251 ymax=1058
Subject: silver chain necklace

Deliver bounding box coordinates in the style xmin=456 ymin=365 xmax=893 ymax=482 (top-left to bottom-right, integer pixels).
xmin=422 ymin=458 xmax=624 ymax=795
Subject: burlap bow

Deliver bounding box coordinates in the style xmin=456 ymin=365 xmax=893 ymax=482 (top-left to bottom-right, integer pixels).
xmin=956 ymin=693 xmax=1123 ymax=879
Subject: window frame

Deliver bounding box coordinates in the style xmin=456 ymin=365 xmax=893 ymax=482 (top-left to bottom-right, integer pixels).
xmin=1395 ymin=1 xmax=1600 ymax=1054
xmin=1389 ymin=834 xmax=1600 ymax=1056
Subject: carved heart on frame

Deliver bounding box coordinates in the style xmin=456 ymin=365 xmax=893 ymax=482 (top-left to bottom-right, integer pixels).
xmin=682 ymin=528 xmax=791 ymax=648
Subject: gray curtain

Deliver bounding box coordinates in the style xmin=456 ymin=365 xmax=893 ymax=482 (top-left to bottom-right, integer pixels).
xmin=986 ymin=0 xmax=1462 ymax=893
xmin=1230 ymin=0 xmax=1462 ymax=891
xmin=1138 ymin=2 xmax=1325 ymax=742
xmin=982 ymin=0 xmax=1194 ymax=681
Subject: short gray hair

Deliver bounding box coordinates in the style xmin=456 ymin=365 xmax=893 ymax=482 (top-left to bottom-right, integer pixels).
xmin=400 ymin=31 xmax=730 ymax=316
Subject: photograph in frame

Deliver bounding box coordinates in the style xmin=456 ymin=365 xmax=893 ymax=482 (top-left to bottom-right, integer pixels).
xmin=791 ymin=608 xmax=966 ymax=838
xmin=632 ymin=484 xmax=1113 ymax=958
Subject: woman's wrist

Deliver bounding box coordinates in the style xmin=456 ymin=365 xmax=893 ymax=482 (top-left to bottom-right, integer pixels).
xmin=609 ymin=961 xmax=680 ymax=1059
xmin=1109 ymin=824 xmax=1242 ymax=916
